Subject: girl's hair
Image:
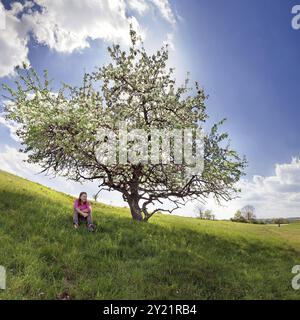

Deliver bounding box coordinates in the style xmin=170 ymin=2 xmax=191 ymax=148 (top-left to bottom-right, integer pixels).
xmin=78 ymin=192 xmax=87 ymax=205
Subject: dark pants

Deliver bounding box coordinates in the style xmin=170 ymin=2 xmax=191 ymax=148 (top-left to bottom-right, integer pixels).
xmin=73 ymin=209 xmax=93 ymax=226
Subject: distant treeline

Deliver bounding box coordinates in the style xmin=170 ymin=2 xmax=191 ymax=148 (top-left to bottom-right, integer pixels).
xmin=195 ymin=204 xmax=300 ymax=225
xmin=231 ymin=216 xmax=300 ymax=225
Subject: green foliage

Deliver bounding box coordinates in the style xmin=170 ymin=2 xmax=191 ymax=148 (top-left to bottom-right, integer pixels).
xmin=232 ymin=206 xmax=257 ymax=224
xmin=196 ymin=206 xmax=214 ymax=220
xmin=273 ymin=218 xmax=290 ymax=226
xmin=231 ymin=210 xmax=247 ymax=223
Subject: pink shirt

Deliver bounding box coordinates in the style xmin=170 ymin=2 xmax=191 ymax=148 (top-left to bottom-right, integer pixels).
xmin=74 ymin=199 xmax=92 ymax=213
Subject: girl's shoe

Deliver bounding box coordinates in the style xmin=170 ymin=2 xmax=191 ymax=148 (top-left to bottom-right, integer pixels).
xmin=88 ymin=224 xmax=95 ymax=232
xmin=73 ymin=223 xmax=79 ymax=230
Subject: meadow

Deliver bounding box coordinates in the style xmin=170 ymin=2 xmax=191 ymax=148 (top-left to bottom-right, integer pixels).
xmin=0 ymin=169 xmax=299 ymax=300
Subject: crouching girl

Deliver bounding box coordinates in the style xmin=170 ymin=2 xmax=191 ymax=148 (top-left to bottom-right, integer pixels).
xmin=73 ymin=192 xmax=95 ymax=231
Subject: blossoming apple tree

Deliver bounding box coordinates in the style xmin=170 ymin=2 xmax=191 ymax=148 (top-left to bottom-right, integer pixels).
xmin=3 ymin=27 xmax=246 ymax=221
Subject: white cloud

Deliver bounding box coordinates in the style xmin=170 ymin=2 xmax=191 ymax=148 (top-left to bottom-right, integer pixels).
xmin=0 ymin=0 xmax=176 ymax=77
xmin=0 ymin=112 xmax=20 ymax=142
xmin=275 ymin=158 xmax=300 ymax=186
xmin=127 ymin=0 xmax=176 ymax=25
xmin=150 ymin=0 xmax=176 ymax=26
xmin=208 ymin=158 xmax=300 ymax=219
xmin=173 ymin=158 xmax=300 ymax=220
xmin=24 ymin=0 xmax=141 ymax=53
xmin=0 ymin=144 xmax=37 ymax=178
xmin=0 ymin=2 xmax=6 ymax=30
xmin=163 ymin=32 xmax=175 ymax=51
xmin=0 ymin=5 xmax=30 ymax=77
xmin=127 ymin=0 xmax=149 ymax=15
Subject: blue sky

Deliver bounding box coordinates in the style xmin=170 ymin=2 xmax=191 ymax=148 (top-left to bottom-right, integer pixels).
xmin=1 ymin=0 xmax=300 ymax=219
xmin=177 ymin=0 xmax=300 ymax=177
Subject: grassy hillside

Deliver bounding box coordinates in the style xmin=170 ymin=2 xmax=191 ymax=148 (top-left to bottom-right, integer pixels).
xmin=0 ymin=169 xmax=299 ymax=300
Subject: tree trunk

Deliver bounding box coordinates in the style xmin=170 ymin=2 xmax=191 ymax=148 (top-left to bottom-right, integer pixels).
xmin=128 ymin=196 xmax=143 ymax=221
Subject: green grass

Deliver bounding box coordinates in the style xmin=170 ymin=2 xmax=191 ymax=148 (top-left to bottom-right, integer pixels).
xmin=0 ymin=169 xmax=299 ymax=300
